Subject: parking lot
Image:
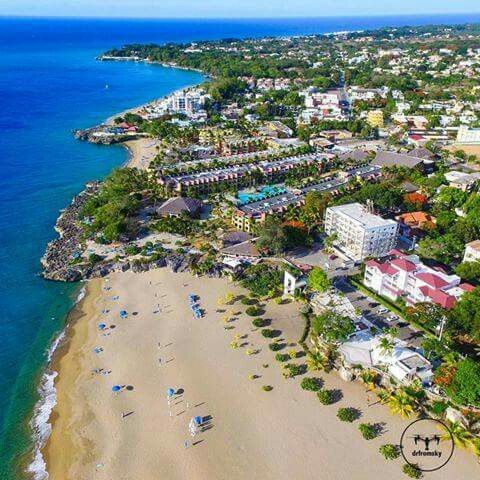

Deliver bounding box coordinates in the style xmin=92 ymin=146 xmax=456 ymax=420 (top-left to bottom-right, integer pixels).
xmin=333 ymin=277 xmax=424 ymax=349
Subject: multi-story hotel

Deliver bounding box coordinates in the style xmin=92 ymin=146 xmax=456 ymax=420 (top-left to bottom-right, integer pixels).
xmin=324 ymin=203 xmax=398 ymax=262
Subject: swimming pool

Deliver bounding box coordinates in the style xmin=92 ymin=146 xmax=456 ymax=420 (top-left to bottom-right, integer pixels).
xmin=237 ymin=185 xmax=287 ymax=205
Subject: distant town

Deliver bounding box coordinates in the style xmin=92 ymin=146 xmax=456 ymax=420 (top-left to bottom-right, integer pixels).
xmin=44 ymin=22 xmax=480 ymax=475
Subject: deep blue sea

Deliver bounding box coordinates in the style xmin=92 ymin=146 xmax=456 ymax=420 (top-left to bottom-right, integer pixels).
xmin=1 ymin=13 xmax=479 ymax=480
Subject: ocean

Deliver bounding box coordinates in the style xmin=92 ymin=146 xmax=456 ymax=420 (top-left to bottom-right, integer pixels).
xmin=0 ymin=13 xmax=479 ymax=480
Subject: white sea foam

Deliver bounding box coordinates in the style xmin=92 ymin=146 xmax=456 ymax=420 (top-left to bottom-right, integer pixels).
xmin=27 ymin=286 xmax=84 ymax=479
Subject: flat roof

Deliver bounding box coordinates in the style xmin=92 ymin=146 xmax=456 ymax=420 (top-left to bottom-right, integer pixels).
xmin=327 ymin=203 xmax=397 ymax=229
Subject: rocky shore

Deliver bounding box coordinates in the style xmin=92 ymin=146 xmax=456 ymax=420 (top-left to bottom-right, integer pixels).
xmin=74 ymin=127 xmax=141 ymax=145
xmin=41 ymin=185 xmax=224 ymax=282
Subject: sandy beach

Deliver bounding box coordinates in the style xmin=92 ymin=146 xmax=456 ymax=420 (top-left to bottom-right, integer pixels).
xmin=124 ymin=138 xmax=160 ymax=170
xmin=44 ymin=269 xmax=479 ymax=480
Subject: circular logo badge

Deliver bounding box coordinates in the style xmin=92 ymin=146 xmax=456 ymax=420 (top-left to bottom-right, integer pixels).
xmin=400 ymin=418 xmax=454 ymax=472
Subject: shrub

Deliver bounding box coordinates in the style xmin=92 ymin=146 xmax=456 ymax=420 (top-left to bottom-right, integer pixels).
xmin=317 ymin=389 xmax=334 ymax=405
xmin=284 ymin=363 xmax=304 ymax=377
xmin=402 ymin=463 xmax=422 ymax=479
xmin=275 ymin=353 xmax=289 ymax=362
xmin=301 ymin=377 xmax=322 ymax=392
xmin=262 ymin=385 xmax=273 ymax=392
xmin=269 ymin=342 xmax=283 ymax=351
xmin=336 ymin=407 xmax=357 ymax=422
xmin=252 ymin=318 xmax=266 ymax=328
xmin=245 ymin=306 xmax=260 ymax=316
xmin=428 ymin=400 xmax=448 ymax=417
xmin=241 ymin=297 xmax=258 ymax=305
xmin=379 ymin=444 xmax=400 ymax=460
xmin=261 ymin=328 xmax=276 ymax=338
xmin=358 ymin=423 xmax=377 ymax=440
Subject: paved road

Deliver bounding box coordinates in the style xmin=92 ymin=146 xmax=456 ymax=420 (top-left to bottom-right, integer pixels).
xmin=333 ymin=277 xmax=424 ymax=349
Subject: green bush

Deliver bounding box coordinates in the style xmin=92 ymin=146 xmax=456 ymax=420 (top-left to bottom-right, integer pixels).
xmin=261 ymin=328 xmax=276 ymax=338
xmin=317 ymin=389 xmax=334 ymax=405
xmin=241 ymin=297 xmax=258 ymax=305
xmin=275 ymin=353 xmax=290 ymax=362
xmin=402 ymin=463 xmax=422 ymax=478
xmin=252 ymin=318 xmax=267 ymax=328
xmin=269 ymin=342 xmax=283 ymax=351
xmin=336 ymin=407 xmax=357 ymax=422
xmin=379 ymin=444 xmax=400 ymax=460
xmin=245 ymin=306 xmax=260 ymax=316
xmin=262 ymin=385 xmax=273 ymax=392
xmin=358 ymin=423 xmax=377 ymax=440
xmin=301 ymin=377 xmax=322 ymax=392
xmin=428 ymin=400 xmax=449 ymax=417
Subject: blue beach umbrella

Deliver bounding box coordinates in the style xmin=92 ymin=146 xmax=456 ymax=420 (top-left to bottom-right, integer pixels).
xmin=112 ymin=385 xmax=122 ymax=392
xmin=194 ymin=416 xmax=203 ymax=425
xmin=98 ymin=323 xmax=106 ymax=330
xmin=166 ymin=388 xmax=175 ymax=397
xmin=119 ymin=310 xmax=127 ymax=318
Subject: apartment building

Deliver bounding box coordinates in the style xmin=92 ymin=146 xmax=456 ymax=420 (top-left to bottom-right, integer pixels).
xmin=364 ymin=251 xmax=473 ymax=310
xmin=324 ymin=203 xmax=398 ymax=262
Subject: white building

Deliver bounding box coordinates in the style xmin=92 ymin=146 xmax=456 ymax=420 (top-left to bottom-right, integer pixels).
xmin=324 ymin=203 xmax=399 ymax=262
xmin=444 ymin=171 xmax=480 ymax=192
xmin=457 ymin=125 xmax=480 ymax=144
xmin=364 ymin=251 xmax=473 ymax=310
xmin=166 ymin=89 xmax=207 ymax=118
xmin=464 ymin=240 xmax=480 ymax=263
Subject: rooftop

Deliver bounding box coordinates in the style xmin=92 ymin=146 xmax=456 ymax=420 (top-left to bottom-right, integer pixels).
xmin=327 ymin=203 xmax=397 ymax=229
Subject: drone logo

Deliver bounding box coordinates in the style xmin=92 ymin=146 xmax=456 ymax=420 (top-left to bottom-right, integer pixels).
xmin=400 ymin=419 xmax=454 ymax=472
xmin=412 ymin=434 xmax=441 ymax=450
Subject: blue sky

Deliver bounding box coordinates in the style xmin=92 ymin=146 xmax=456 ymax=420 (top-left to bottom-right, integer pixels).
xmin=1 ymin=0 xmax=480 ymax=18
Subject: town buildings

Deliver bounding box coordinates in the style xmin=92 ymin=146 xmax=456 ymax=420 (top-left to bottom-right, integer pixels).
xmin=364 ymin=251 xmax=473 ymax=309
xmin=324 ymin=203 xmax=399 ymax=262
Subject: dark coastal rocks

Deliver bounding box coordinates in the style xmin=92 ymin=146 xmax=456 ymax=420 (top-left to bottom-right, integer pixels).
xmin=41 ymin=182 xmax=100 ymax=282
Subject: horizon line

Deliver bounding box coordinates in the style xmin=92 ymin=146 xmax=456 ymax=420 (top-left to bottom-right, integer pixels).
xmin=2 ymin=12 xmax=480 ymax=21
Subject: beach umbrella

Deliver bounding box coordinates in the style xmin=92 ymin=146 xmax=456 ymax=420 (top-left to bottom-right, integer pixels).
xmin=194 ymin=416 xmax=203 ymax=425
xmin=166 ymin=388 xmax=175 ymax=397
xmin=112 ymin=385 xmax=122 ymax=392
xmin=98 ymin=323 xmax=106 ymax=330
xmin=119 ymin=310 xmax=127 ymax=318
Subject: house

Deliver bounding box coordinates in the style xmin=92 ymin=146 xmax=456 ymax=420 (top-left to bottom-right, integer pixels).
xmin=364 ymin=251 xmax=472 ymax=310
xmin=463 ymin=240 xmax=480 ymax=263
xmin=373 ymin=151 xmax=428 ymax=170
xmin=156 ymin=197 xmax=203 ymax=218
xmin=444 ymin=171 xmax=480 ymax=192
xmin=283 ymin=263 xmax=312 ymax=297
xmin=457 ymin=125 xmax=480 ymax=145
xmin=339 ymin=332 xmax=434 ymax=385
xmin=221 ymin=231 xmax=253 ymax=248
xmin=220 ymin=239 xmax=260 ymax=260
xmin=324 ymin=203 xmax=399 ymax=262
xmin=395 ymin=211 xmax=435 ymax=237
xmin=366 ymin=110 xmax=384 ymax=128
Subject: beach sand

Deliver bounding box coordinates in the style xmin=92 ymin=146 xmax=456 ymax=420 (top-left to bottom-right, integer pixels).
xmin=44 ymin=269 xmax=479 ymax=480
xmin=124 ymin=138 xmax=160 ymax=170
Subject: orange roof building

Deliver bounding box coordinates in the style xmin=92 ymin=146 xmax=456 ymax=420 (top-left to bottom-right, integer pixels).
xmin=395 ymin=211 xmax=436 ymax=230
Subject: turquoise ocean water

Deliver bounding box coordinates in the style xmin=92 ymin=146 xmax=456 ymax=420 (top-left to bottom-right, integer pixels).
xmin=1 ymin=14 xmax=479 ymax=480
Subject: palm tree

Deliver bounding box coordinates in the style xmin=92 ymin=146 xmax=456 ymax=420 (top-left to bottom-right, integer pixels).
xmin=380 ymin=389 xmax=416 ymax=419
xmin=378 ymin=336 xmax=395 ymax=356
xmin=360 ymin=370 xmax=378 ymax=391
xmin=440 ymin=421 xmax=474 ymax=450
xmin=306 ymin=351 xmax=328 ymax=372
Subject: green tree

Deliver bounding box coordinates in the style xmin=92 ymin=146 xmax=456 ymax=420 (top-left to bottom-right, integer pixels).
xmin=256 ymin=216 xmax=288 ymax=255
xmin=311 ymin=312 xmax=355 ymax=343
xmin=448 ymin=287 xmax=480 ymax=341
xmin=455 ymin=261 xmax=480 ymax=282
xmin=445 ymin=359 xmax=480 ymax=407
xmin=307 ymin=267 xmax=331 ymax=293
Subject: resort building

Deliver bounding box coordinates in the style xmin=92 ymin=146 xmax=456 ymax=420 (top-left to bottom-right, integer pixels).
xmin=159 ymin=153 xmax=322 ymax=195
xmin=364 ymin=251 xmax=473 ymax=309
xmin=232 ymin=165 xmax=381 ymax=233
xmin=463 ymin=240 xmax=480 ymax=263
xmin=156 ymin=197 xmax=203 ymax=218
xmin=324 ymin=203 xmax=399 ymax=262
xmin=166 ymin=89 xmax=207 ymax=118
